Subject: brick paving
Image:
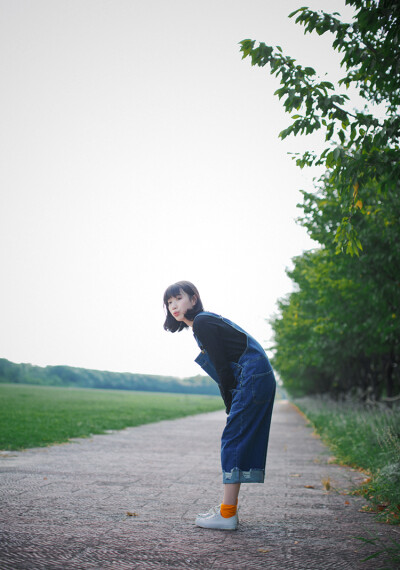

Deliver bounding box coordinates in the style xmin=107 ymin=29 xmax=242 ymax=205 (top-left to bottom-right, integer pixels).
xmin=0 ymin=400 xmax=399 ymax=569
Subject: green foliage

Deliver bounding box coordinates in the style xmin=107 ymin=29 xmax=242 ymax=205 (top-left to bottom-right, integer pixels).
xmin=270 ymin=178 xmax=400 ymax=399
xmin=263 ymin=2 xmax=400 ymax=398
xmin=356 ymin=534 xmax=400 ymax=567
xmin=0 ymin=383 xmax=223 ymax=450
xmin=0 ymin=358 xmax=219 ymax=396
xmin=296 ymin=396 xmax=400 ymax=525
xmin=240 ymin=0 xmax=400 ymax=253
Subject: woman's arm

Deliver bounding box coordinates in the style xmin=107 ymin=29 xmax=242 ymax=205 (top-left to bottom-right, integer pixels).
xmin=193 ymin=315 xmax=239 ymax=413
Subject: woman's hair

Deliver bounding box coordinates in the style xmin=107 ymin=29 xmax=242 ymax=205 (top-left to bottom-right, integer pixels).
xmin=163 ymin=280 xmax=204 ymax=332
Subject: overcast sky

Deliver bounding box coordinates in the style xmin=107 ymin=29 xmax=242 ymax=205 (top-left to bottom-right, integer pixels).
xmin=0 ymin=0 xmax=355 ymax=378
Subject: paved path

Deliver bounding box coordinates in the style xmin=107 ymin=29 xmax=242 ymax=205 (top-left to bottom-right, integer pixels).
xmin=0 ymin=401 xmax=399 ymax=569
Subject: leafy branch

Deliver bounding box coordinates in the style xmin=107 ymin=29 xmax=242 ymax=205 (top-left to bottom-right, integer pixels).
xmin=239 ymin=1 xmax=400 ymax=255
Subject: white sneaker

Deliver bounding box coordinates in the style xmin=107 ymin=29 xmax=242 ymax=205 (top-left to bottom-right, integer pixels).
xmin=195 ymin=509 xmax=238 ymax=530
xmin=197 ymin=504 xmax=240 ymax=518
xmin=197 ymin=504 xmax=221 ymax=518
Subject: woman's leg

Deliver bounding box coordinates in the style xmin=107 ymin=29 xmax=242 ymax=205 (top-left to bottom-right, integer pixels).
xmin=195 ymin=483 xmax=240 ymax=529
xmin=223 ymin=482 xmax=240 ymax=505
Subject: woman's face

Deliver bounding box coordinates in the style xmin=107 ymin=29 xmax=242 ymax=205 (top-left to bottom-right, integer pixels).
xmin=167 ymin=289 xmax=196 ymax=324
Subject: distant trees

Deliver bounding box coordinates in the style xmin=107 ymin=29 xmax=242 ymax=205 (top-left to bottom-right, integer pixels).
xmin=240 ymin=1 xmax=400 ymax=399
xmin=0 ymin=359 xmax=220 ymax=396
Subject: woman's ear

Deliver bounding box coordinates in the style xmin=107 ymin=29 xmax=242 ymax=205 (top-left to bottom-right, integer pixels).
xmin=191 ymin=294 xmax=197 ymax=306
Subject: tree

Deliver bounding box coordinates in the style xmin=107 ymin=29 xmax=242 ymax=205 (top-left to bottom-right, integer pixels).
xmin=240 ymin=0 xmax=400 ymax=255
xmin=270 ymin=180 xmax=400 ymax=399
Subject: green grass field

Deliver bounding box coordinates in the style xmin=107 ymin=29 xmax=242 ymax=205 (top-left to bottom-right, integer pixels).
xmin=0 ymin=383 xmax=224 ymax=450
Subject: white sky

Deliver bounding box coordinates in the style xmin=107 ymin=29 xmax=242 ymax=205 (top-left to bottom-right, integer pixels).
xmin=0 ymin=0 xmax=354 ymax=378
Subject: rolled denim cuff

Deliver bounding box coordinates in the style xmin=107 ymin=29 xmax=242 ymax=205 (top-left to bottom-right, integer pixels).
xmin=222 ymin=467 xmax=265 ymax=484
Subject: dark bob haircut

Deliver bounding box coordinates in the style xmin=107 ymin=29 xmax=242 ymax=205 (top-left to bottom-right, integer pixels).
xmin=163 ymin=280 xmax=204 ymax=332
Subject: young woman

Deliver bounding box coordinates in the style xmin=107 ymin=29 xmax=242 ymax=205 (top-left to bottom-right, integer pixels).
xmin=163 ymin=280 xmax=276 ymax=530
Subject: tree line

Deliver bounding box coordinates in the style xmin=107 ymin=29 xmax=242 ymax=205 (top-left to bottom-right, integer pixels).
xmin=0 ymin=358 xmax=288 ymax=400
xmin=270 ymin=181 xmax=399 ymax=399
xmin=241 ymin=1 xmax=400 ymax=399
xmin=0 ymin=358 xmax=220 ymax=396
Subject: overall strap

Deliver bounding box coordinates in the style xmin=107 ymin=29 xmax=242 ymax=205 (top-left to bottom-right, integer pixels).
xmin=193 ymin=311 xmax=250 ymax=352
xmin=192 ymin=311 xmax=223 ymax=350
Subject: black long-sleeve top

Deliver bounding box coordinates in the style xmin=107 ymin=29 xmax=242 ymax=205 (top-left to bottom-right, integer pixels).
xmin=193 ymin=313 xmax=247 ymax=412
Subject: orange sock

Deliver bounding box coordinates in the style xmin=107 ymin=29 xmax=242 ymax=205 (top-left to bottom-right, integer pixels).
xmin=220 ymin=503 xmax=237 ymax=518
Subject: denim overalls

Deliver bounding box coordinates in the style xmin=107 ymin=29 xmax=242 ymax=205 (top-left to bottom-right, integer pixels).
xmin=193 ymin=311 xmax=276 ymax=484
